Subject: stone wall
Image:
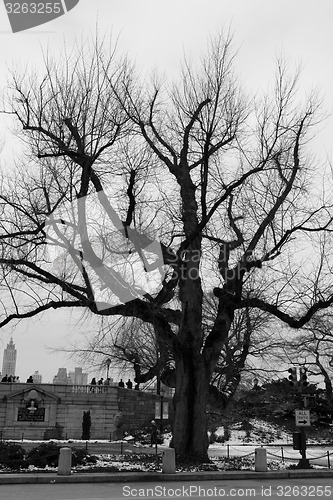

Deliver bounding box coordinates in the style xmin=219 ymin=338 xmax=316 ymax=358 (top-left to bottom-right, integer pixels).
xmin=0 ymin=383 xmax=173 ymax=440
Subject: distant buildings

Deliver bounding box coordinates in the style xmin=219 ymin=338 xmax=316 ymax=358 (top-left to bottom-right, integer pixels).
xmin=32 ymin=370 xmax=42 ymax=383
xmin=53 ymin=368 xmax=69 ymax=384
xmin=53 ymin=367 xmax=88 ymax=385
xmin=1 ymin=338 xmax=17 ymax=377
xmin=68 ymin=367 xmax=88 ymax=385
xmin=0 ymin=339 xmax=90 ymax=385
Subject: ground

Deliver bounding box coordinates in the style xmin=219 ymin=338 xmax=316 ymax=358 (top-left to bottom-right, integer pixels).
xmin=1 ymin=417 xmax=332 ymax=473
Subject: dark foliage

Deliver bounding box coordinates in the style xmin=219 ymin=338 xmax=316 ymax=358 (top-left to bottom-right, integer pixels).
xmin=0 ymin=442 xmax=27 ymax=470
xmin=0 ymin=441 xmax=98 ymax=470
xmin=25 ymin=442 xmax=61 ymax=468
xmin=82 ymin=411 xmax=91 ymax=440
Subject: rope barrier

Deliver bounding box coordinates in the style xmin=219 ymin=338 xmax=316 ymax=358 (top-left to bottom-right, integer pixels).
xmin=306 ymin=451 xmax=329 ymax=459
xmin=212 ymin=445 xmax=332 ymax=467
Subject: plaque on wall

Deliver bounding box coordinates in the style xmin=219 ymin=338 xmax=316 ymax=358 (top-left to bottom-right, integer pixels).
xmin=17 ymin=399 xmax=45 ymax=422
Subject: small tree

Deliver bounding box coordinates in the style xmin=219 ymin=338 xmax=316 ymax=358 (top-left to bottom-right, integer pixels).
xmin=82 ymin=410 xmax=91 ymax=440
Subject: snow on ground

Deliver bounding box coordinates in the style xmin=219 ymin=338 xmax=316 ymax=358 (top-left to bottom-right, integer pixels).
xmin=214 ymin=418 xmax=292 ymax=445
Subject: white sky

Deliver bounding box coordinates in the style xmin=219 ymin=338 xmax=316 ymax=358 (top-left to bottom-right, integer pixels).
xmin=0 ymin=0 xmax=333 ymax=382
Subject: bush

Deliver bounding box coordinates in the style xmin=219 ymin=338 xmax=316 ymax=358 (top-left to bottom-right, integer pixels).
xmin=71 ymin=447 xmax=97 ymax=466
xmin=26 ymin=442 xmax=61 ymax=468
xmin=25 ymin=443 xmax=97 ymax=469
xmin=0 ymin=441 xmax=97 ymax=471
xmin=0 ymin=442 xmax=27 ymax=469
xmin=131 ymin=425 xmax=165 ymax=445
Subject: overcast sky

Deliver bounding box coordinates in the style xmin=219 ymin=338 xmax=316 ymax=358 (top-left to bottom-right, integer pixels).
xmin=0 ymin=0 xmax=333 ymax=382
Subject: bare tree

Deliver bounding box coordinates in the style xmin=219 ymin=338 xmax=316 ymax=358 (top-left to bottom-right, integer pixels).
xmin=1 ymin=34 xmax=333 ymax=459
xmin=281 ymin=312 xmax=333 ymax=403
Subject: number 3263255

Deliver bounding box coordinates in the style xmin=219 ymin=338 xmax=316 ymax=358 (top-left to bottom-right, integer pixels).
xmin=277 ymin=485 xmax=332 ymax=496
xmin=5 ymin=3 xmax=62 ymax=14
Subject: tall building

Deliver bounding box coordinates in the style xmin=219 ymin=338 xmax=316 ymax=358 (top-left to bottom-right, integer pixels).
xmin=53 ymin=368 xmax=70 ymax=384
xmin=68 ymin=367 xmax=88 ymax=385
xmin=1 ymin=338 xmax=17 ymax=377
xmin=32 ymin=370 xmax=42 ymax=383
xmin=53 ymin=367 xmax=89 ymax=385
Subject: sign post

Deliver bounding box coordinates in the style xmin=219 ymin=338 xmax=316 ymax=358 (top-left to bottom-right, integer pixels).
xmin=295 ymin=409 xmax=311 ymax=468
xmin=295 ymin=409 xmax=310 ymax=427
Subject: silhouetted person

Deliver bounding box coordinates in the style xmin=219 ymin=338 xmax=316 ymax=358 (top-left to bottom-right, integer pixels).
xmin=1 ymin=375 xmax=8 ymax=382
xmin=7 ymin=375 xmax=13 ymax=383
xmin=98 ymin=378 xmax=104 ymax=385
xmin=126 ymin=379 xmax=133 ymax=389
xmin=134 ymin=383 xmax=140 ymax=391
xmin=89 ymin=377 xmax=97 ymax=392
xmin=118 ymin=379 xmax=125 ymax=388
xmin=26 ymin=376 xmax=34 ymax=383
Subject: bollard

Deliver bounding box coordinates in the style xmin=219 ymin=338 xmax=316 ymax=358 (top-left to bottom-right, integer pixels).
xmin=162 ymin=447 xmax=175 ymax=474
xmin=57 ymin=447 xmax=72 ymax=476
xmin=255 ymin=447 xmax=267 ymax=472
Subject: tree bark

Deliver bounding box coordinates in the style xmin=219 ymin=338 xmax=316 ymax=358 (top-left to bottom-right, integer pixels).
xmin=172 ymin=350 xmax=210 ymax=460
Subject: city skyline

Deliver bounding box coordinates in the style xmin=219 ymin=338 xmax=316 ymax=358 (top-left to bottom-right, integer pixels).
xmin=0 ymin=328 xmax=123 ymax=383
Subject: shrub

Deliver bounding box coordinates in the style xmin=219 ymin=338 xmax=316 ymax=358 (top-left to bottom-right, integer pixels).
xmin=25 ymin=443 xmax=97 ymax=468
xmin=26 ymin=442 xmax=61 ymax=468
xmin=0 ymin=442 xmax=27 ymax=469
xmin=81 ymin=411 xmax=91 ymax=440
xmin=71 ymin=447 xmax=97 ymax=466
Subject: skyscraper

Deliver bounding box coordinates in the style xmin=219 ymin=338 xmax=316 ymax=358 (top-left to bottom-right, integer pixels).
xmin=32 ymin=370 xmax=42 ymax=383
xmin=1 ymin=338 xmax=17 ymax=377
xmin=68 ymin=367 xmax=88 ymax=385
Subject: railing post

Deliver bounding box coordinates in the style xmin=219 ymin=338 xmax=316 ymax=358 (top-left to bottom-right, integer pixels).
xmin=57 ymin=447 xmax=72 ymax=476
xmin=255 ymin=447 xmax=267 ymax=472
xmin=328 ymin=451 xmax=331 ymax=469
xmin=162 ymin=448 xmax=175 ymax=474
xmin=281 ymin=446 xmax=284 ymax=463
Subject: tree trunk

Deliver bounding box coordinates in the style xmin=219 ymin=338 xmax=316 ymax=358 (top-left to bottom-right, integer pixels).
xmin=172 ymin=350 xmax=210 ymax=460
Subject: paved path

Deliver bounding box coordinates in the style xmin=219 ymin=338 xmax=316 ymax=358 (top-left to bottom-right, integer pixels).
xmin=1 ymin=477 xmax=333 ymax=499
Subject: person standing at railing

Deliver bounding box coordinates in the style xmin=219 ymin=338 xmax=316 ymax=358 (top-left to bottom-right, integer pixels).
xmin=126 ymin=379 xmax=133 ymax=389
xmin=90 ymin=377 xmax=96 ymax=392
